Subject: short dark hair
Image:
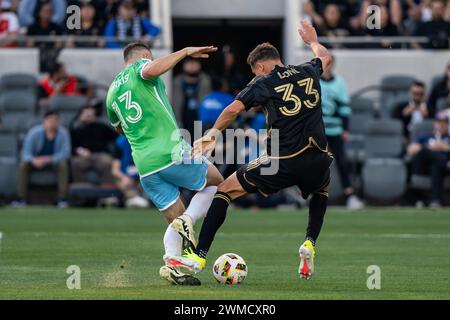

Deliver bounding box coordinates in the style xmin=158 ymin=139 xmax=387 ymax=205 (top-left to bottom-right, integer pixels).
xmin=44 ymin=110 xmax=59 ymax=118
xmin=123 ymin=42 xmax=151 ymax=62
xmin=246 ymin=42 xmax=281 ymax=68
xmin=49 ymin=62 xmax=64 ymax=76
xmin=412 ymin=80 xmax=425 ymax=88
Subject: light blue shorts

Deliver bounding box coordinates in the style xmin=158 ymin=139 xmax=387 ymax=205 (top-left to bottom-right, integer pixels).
xmin=140 ymin=157 xmax=209 ymax=211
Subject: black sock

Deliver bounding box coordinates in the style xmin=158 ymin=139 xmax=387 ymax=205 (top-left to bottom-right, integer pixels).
xmin=195 ymin=191 xmax=231 ymax=259
xmin=305 ymin=193 xmax=328 ymax=245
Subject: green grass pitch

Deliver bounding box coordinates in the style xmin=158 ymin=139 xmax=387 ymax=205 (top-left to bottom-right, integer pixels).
xmin=0 ymin=207 xmax=449 ymax=299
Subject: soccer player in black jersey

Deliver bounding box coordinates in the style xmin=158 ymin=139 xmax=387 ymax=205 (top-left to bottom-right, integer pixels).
xmin=169 ymin=20 xmax=333 ymax=280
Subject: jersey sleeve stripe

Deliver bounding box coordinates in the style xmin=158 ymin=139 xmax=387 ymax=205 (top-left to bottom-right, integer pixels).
xmin=140 ymin=60 xmax=151 ymax=80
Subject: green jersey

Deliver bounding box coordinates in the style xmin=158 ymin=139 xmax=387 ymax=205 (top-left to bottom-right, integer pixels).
xmin=106 ymin=59 xmax=186 ymax=177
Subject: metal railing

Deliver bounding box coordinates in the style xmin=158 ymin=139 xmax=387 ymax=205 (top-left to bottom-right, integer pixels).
xmin=0 ymin=35 xmax=164 ymax=48
xmin=1 ymin=35 xmax=445 ymax=50
xmin=314 ymin=36 xmax=444 ymax=49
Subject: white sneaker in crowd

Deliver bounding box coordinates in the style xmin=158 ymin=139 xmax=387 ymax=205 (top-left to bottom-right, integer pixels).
xmin=125 ymin=196 xmax=149 ymax=208
xmin=346 ymin=195 xmax=364 ymax=210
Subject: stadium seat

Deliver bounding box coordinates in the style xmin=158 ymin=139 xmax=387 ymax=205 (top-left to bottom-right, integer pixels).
xmin=430 ymin=75 xmax=442 ymax=89
xmin=29 ymin=170 xmax=58 ymax=187
xmin=410 ymin=174 xmax=450 ymax=190
xmin=347 ymin=113 xmax=374 ymax=162
xmin=364 ymin=119 xmax=404 ymax=159
xmin=48 ymin=95 xmax=88 ymax=126
xmin=0 ymin=73 xmax=37 ymax=93
xmin=364 ymin=135 xmax=404 ymax=159
xmin=350 ymin=97 xmax=375 ymax=115
xmin=0 ymin=128 xmax=18 ymax=158
xmin=380 ymin=75 xmax=416 ymax=93
xmin=436 ymin=97 xmax=449 ymax=113
xmin=346 ymin=135 xmax=365 ymax=163
xmin=0 ymin=157 xmax=17 ymax=196
xmin=380 ymin=75 xmax=416 ymax=109
xmin=409 ymin=119 xmax=434 ymax=142
xmin=0 ymin=91 xmax=36 ymax=131
xmin=362 ymin=158 xmax=407 ymax=201
xmin=384 ymin=92 xmax=410 ymax=118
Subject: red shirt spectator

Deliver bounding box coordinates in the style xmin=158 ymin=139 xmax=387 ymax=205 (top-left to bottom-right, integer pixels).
xmin=38 ymin=62 xmax=80 ymax=111
xmin=0 ymin=1 xmax=19 ymax=47
xmin=40 ymin=75 xmax=79 ymax=96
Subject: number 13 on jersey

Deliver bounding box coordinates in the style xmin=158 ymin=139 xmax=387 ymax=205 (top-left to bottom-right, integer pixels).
xmin=112 ymin=90 xmax=143 ymax=130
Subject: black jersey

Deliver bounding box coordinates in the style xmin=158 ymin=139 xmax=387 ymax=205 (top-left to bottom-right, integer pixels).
xmin=236 ymin=58 xmax=328 ymax=157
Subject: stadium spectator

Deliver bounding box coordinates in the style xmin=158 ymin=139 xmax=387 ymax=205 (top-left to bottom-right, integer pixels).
xmin=38 ymin=62 xmax=80 ymax=111
xmin=403 ymin=0 xmax=424 ymax=35
xmin=408 ymin=114 xmax=450 ymax=207
xmin=25 ymin=2 xmax=64 ymax=48
xmin=18 ymin=0 xmax=67 ymax=28
xmin=89 ymin=0 xmax=119 ymax=28
xmin=103 ymin=0 xmax=160 ymax=49
xmin=13 ymin=110 xmax=70 ymax=208
xmin=67 ymin=1 xmax=103 ymax=48
xmin=0 ymin=1 xmax=19 ymax=47
xmin=70 ymin=105 xmax=117 ymax=185
xmin=392 ymin=81 xmax=430 ymax=139
xmin=111 ymin=135 xmax=149 ymax=208
xmin=428 ymin=64 xmax=450 ymax=115
xmin=198 ymin=77 xmax=234 ymax=131
xmin=305 ymin=2 xmax=353 ymax=48
xmin=364 ymin=5 xmax=400 ymax=48
xmin=214 ymin=45 xmax=246 ymax=96
xmin=360 ymin=0 xmax=403 ymax=29
xmin=320 ymin=55 xmax=364 ymax=209
xmin=172 ymin=58 xmax=212 ymax=139
xmin=414 ymin=0 xmax=450 ymax=49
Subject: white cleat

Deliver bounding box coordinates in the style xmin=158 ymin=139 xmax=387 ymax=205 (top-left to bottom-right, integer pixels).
xmin=299 ymin=240 xmax=315 ymax=280
xmin=171 ymin=214 xmax=197 ymax=250
xmin=159 ymin=265 xmax=201 ymax=285
xmin=164 ymin=253 xmax=204 ymax=274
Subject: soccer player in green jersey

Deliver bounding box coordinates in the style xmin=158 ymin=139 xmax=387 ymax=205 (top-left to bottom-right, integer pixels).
xmin=106 ymin=42 xmax=223 ymax=285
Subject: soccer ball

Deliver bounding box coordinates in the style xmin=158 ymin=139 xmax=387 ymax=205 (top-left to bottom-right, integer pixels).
xmin=212 ymin=253 xmax=248 ymax=284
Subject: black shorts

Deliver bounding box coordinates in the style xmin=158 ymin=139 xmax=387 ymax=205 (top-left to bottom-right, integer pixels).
xmin=236 ymin=147 xmax=333 ymax=199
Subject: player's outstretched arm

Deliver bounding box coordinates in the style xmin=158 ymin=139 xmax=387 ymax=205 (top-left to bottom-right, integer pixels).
xmin=141 ymin=46 xmax=218 ymax=79
xmin=192 ymin=100 xmax=246 ymax=158
xmin=298 ymin=20 xmax=332 ymax=72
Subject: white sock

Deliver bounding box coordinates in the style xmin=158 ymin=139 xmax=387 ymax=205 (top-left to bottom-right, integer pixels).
xmin=163 ymin=225 xmax=182 ymax=257
xmin=184 ymin=186 xmax=217 ymax=225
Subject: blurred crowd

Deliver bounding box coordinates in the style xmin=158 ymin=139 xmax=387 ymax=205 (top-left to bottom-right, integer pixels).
xmin=0 ymin=0 xmax=161 ymax=49
xmin=1 ymin=43 xmax=448 ymax=209
xmin=304 ymin=0 xmax=450 ymax=48
xmin=1 ymin=0 xmax=449 ymax=51
xmin=0 ymin=0 xmax=449 ymax=209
